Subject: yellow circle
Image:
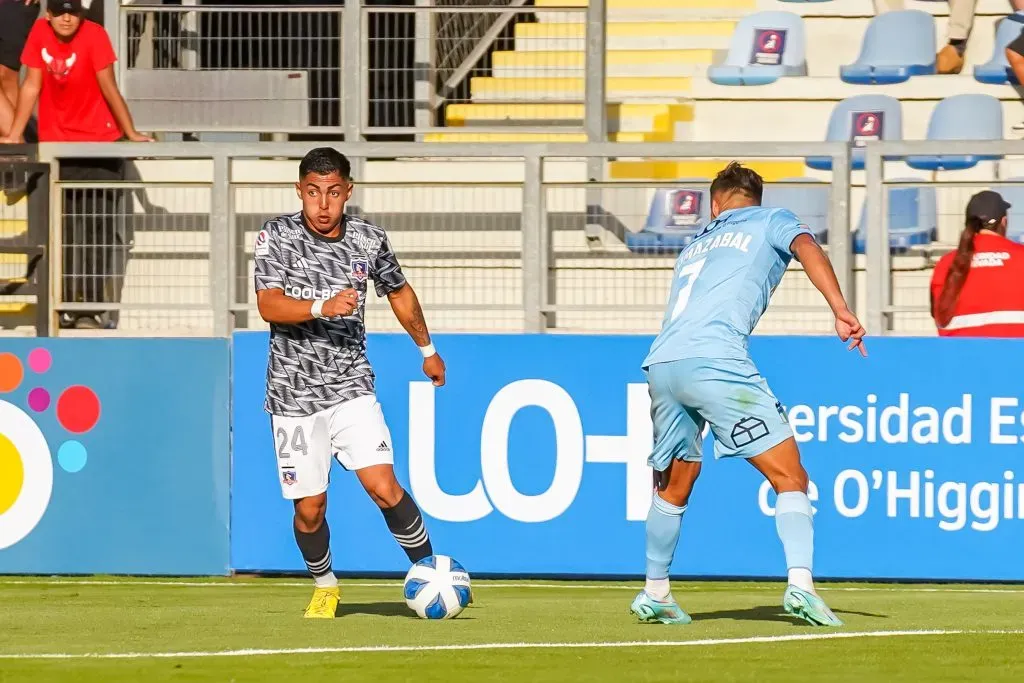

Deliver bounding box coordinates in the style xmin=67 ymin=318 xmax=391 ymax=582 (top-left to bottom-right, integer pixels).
xmin=0 ymin=433 xmax=24 ymax=516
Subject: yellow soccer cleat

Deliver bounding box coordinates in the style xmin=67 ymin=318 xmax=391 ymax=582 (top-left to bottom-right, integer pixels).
xmin=303 ymin=586 xmax=340 ymax=619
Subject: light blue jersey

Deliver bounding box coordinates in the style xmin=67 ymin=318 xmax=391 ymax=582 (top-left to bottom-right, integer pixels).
xmin=642 ymin=205 xmax=812 ymax=468
xmin=643 ymin=206 xmax=811 ymax=368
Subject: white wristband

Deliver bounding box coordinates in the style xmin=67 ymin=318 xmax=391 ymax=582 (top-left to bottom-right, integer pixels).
xmin=419 ymin=342 xmax=436 ymax=358
xmin=310 ymin=299 xmax=327 ymax=320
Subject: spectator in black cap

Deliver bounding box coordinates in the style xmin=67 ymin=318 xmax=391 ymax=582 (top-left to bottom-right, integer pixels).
xmin=931 ymin=190 xmax=1024 ymax=337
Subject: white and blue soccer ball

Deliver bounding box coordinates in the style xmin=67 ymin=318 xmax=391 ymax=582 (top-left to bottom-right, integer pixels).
xmin=403 ymin=555 xmax=472 ymax=620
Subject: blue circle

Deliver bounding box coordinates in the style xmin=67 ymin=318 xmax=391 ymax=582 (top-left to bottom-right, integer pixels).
xmin=57 ymin=441 xmax=87 ymax=473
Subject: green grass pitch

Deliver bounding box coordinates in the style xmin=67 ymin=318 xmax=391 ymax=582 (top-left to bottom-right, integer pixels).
xmin=0 ymin=577 xmax=1022 ymax=682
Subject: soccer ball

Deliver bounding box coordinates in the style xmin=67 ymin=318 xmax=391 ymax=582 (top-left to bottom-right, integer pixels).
xmin=403 ymin=555 xmax=472 ymax=620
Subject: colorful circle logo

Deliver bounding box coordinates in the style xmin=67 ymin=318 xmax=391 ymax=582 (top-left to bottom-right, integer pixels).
xmin=0 ymin=350 xmax=101 ymax=550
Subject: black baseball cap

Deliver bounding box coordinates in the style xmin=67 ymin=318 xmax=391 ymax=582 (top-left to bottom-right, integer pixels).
xmin=965 ymin=190 xmax=1011 ymax=226
xmin=50 ymin=0 xmax=84 ymax=15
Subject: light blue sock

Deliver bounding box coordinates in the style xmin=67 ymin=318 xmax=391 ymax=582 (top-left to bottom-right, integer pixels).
xmin=775 ymin=491 xmax=814 ymax=573
xmin=645 ymin=494 xmax=687 ymax=580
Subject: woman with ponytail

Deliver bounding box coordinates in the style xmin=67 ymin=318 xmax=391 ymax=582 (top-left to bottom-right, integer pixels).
xmin=930 ymin=190 xmax=1024 ymax=336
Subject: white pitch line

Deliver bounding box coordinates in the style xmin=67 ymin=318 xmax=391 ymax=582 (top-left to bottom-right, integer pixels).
xmin=4 ymin=580 xmax=1024 ymax=595
xmin=2 ymin=629 xmax=1022 ymax=660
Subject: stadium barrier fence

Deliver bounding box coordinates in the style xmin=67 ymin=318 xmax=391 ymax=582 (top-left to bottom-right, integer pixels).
xmin=12 ymin=139 xmax=1024 ymax=338
xmin=115 ymin=2 xmax=595 ymax=138
xmin=31 ymin=140 xmax=853 ymax=337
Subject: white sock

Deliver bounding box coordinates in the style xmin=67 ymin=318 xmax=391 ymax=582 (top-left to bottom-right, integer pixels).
xmin=314 ymin=572 xmax=339 ymax=589
xmin=645 ymin=577 xmax=671 ymax=600
xmin=788 ymin=567 xmax=815 ymax=595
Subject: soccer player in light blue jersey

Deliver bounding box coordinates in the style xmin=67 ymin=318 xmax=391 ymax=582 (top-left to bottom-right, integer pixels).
xmin=631 ymin=162 xmax=866 ymax=627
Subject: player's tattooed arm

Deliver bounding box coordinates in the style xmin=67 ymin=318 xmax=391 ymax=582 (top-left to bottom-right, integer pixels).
xmin=388 ymin=284 xmax=446 ymax=386
xmin=387 ymin=283 xmax=431 ymax=346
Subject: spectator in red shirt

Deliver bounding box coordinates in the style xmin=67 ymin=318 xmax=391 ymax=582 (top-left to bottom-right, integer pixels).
xmin=930 ymin=191 xmax=1024 ymax=337
xmin=2 ymin=0 xmax=148 ymax=143
xmin=0 ymin=0 xmax=152 ymax=329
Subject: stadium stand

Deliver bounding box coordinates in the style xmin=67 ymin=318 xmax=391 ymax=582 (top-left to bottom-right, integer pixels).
xmin=853 ymin=181 xmax=938 ymax=254
xmin=706 ymin=11 xmax=808 ymax=85
xmin=11 ymin=0 xmax=1020 ymax=339
xmin=906 ymin=93 xmax=1004 ymax=170
xmin=762 ymin=178 xmax=830 ymax=243
xmin=840 ymin=10 xmax=937 ymax=84
xmin=974 ymin=16 xmax=1024 ymax=84
xmin=627 ymin=184 xmax=710 ymax=253
xmin=805 ymin=94 xmax=902 ymax=171
xmin=1002 ymin=181 xmax=1024 ymax=243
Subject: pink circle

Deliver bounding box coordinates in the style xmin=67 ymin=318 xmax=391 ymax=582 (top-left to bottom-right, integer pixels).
xmin=28 ymin=387 xmax=50 ymax=412
xmin=28 ymin=348 xmax=51 ymax=373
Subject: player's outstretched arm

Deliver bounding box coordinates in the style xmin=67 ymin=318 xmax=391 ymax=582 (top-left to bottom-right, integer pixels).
xmin=256 ymin=288 xmax=357 ymax=325
xmin=387 ymin=284 xmax=446 ymax=387
xmin=791 ymin=234 xmax=867 ymax=356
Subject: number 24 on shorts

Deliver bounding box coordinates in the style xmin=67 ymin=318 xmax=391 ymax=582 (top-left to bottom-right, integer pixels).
xmin=670 ymin=257 xmax=707 ymax=321
xmin=276 ymin=425 xmax=309 ymax=458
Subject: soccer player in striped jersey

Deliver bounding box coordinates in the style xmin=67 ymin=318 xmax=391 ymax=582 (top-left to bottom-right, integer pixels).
xmin=254 ymin=147 xmax=444 ymax=618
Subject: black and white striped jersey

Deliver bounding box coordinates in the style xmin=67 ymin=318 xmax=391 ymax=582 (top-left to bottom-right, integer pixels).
xmin=253 ymin=212 xmax=406 ymax=417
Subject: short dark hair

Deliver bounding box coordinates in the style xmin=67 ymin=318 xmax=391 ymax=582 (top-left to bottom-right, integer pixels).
xmin=299 ymin=147 xmax=351 ymax=180
xmin=709 ymin=162 xmax=763 ymax=204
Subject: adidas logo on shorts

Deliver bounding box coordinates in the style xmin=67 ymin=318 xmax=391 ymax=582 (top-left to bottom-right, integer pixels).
xmin=376 ymin=441 xmax=390 ymax=453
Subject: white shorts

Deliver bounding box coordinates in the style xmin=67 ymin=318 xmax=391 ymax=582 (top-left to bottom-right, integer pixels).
xmin=270 ymin=395 xmax=394 ymax=500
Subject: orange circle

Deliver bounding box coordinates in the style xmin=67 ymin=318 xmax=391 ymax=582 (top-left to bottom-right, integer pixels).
xmin=0 ymin=353 xmax=23 ymax=393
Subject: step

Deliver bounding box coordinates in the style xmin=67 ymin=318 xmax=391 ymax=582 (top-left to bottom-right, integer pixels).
xmin=492 ymin=49 xmax=720 ymax=78
xmin=513 ymin=20 xmax=734 ymax=53
xmin=0 ymin=218 xmax=28 ymax=238
xmin=469 ymin=76 xmax=691 ymax=101
xmin=444 ymin=102 xmax=693 ymax=133
xmin=422 ymin=130 xmax=681 ymax=143
xmin=515 ymin=20 xmax=734 ymax=40
xmin=534 ymin=0 xmax=755 ymax=8
xmin=608 ymin=159 xmax=806 ymax=181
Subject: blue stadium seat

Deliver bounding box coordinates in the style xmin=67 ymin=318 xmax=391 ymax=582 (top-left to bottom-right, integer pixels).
xmin=840 ymin=11 xmax=936 ymax=84
xmin=707 ymin=12 xmax=807 ymax=86
xmin=1000 ymin=181 xmax=1024 ymax=243
xmin=853 ymin=181 xmax=937 ymax=254
xmin=805 ymin=94 xmax=902 ymax=171
xmin=761 ymin=178 xmax=830 ymax=244
xmin=974 ymin=16 xmax=1024 ymax=84
xmin=627 ymin=185 xmax=710 ymax=254
xmin=905 ymin=94 xmax=1004 ymax=171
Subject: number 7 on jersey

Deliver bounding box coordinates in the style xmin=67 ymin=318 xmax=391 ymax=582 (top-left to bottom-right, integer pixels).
xmin=669 ymin=258 xmax=707 ymax=322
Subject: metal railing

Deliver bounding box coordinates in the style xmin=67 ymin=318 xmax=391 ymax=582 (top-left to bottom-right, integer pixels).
xmin=0 ymin=162 xmax=51 ymax=335
xmin=116 ymin=1 xmax=604 ymax=137
xmin=862 ymin=139 xmax=1024 ymax=337
xmin=27 ymin=141 xmax=852 ymax=337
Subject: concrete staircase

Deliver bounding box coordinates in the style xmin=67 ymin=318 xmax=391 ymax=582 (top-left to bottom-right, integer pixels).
xmin=426 ymin=0 xmax=803 ymax=181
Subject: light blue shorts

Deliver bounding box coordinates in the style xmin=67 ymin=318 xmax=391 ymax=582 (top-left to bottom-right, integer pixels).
xmin=645 ymin=356 xmax=794 ymax=471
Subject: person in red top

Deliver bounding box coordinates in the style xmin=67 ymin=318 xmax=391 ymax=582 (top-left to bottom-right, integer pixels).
xmin=1 ymin=0 xmax=148 ymax=143
xmin=930 ymin=190 xmax=1024 ymax=337
xmin=0 ymin=0 xmax=151 ymax=329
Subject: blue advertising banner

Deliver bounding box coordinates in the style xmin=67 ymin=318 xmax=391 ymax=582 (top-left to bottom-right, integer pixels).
xmin=0 ymin=339 xmax=231 ymax=575
xmin=231 ymin=333 xmax=1024 ymax=580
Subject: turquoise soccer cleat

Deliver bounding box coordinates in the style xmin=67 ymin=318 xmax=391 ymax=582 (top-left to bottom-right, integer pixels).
xmin=783 ymin=585 xmax=843 ymax=627
xmin=630 ymin=591 xmax=693 ymax=625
